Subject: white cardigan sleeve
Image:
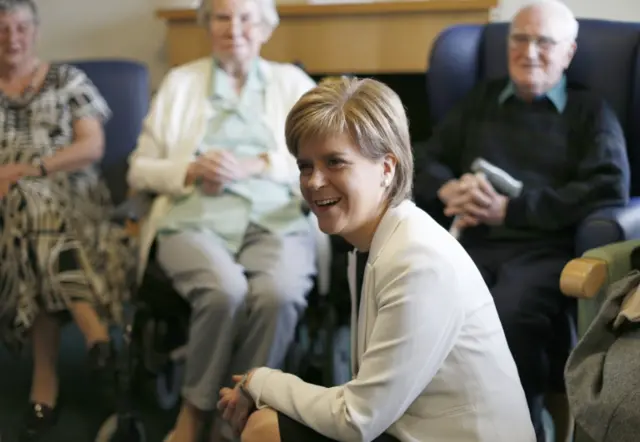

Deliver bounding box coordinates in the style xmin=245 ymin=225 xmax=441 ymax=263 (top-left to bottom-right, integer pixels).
xmin=262 ymin=65 xmax=316 ymax=186
xmin=246 ymin=244 xmax=466 ymax=442
xmin=127 ymin=71 xmax=194 ymax=197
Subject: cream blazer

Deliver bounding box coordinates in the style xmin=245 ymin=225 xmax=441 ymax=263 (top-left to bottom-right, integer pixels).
xmin=126 ymin=57 xmax=323 ymax=281
xmin=247 ymin=200 xmax=536 ymax=442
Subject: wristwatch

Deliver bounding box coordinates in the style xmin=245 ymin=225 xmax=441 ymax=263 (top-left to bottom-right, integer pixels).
xmin=237 ymin=372 xmax=258 ymax=415
xmin=31 ymin=157 xmax=48 ymax=177
xmin=238 ymin=372 xmax=252 ymax=396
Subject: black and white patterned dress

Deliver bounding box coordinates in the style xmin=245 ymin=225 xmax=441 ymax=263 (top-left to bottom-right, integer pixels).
xmin=0 ymin=63 xmax=136 ymax=351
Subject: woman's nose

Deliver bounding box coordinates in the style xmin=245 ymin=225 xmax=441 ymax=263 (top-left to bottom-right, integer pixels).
xmin=228 ymin=17 xmax=243 ymax=38
xmin=307 ymin=169 xmax=326 ymax=190
xmin=6 ymin=29 xmax=20 ymax=45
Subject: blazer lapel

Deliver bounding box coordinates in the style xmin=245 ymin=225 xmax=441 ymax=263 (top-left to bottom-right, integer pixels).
xmin=368 ymin=200 xmax=412 ymax=264
xmin=357 ymin=262 xmax=370 ymax=374
xmin=347 ymin=250 xmax=358 ymax=376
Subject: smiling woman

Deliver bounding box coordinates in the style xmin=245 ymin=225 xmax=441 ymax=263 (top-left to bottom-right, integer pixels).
xmin=287 ymin=77 xmax=413 ymax=249
xmin=0 ymin=0 xmax=136 ymax=440
xmin=216 ymin=77 xmax=537 ymax=442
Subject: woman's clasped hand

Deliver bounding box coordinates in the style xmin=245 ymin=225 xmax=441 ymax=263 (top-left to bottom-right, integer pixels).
xmin=217 ymin=373 xmax=257 ymax=436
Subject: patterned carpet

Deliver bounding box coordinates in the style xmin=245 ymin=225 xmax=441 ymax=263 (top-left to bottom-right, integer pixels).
xmin=0 ymin=325 xmax=177 ymax=442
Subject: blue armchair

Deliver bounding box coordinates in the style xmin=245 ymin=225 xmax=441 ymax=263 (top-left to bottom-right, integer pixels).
xmin=69 ymin=59 xmax=150 ymax=206
xmin=425 ymin=20 xmax=640 ymax=442
xmin=426 ymin=19 xmax=640 ymax=255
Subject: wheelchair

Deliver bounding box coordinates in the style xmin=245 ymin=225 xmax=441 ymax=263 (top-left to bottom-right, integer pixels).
xmin=94 ymin=196 xmax=346 ymax=442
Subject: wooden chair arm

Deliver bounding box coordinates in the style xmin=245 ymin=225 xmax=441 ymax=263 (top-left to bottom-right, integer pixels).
xmin=559 ymin=257 xmax=608 ymax=299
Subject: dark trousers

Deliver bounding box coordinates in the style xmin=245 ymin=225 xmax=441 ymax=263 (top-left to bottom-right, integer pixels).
xmin=277 ymin=412 xmax=399 ymax=442
xmin=463 ymin=237 xmax=575 ymax=442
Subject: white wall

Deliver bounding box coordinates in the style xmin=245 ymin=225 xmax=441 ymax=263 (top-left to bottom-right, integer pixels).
xmin=36 ymin=0 xmax=168 ymax=88
xmin=497 ymin=0 xmax=640 ymax=22
xmin=32 ymin=0 xmax=640 ymax=90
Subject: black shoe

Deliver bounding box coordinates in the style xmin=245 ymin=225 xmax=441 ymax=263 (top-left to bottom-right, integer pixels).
xmin=18 ymin=402 xmax=58 ymax=441
xmin=88 ymin=341 xmax=117 ymax=404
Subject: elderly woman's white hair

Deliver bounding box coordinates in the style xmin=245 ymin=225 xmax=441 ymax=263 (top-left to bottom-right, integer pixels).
xmin=198 ymin=0 xmax=280 ymax=32
xmin=512 ymin=0 xmax=579 ymax=42
xmin=0 ymin=0 xmax=39 ymax=23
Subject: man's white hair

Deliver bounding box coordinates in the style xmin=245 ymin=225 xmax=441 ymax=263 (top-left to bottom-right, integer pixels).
xmin=198 ymin=0 xmax=280 ymax=32
xmin=512 ymin=0 xmax=579 ymax=42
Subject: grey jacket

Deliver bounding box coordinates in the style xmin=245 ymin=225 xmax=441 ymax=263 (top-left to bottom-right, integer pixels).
xmin=565 ymin=270 xmax=640 ymax=442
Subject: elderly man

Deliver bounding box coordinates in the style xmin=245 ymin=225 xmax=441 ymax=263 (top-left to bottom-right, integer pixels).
xmin=414 ymin=1 xmax=629 ymax=440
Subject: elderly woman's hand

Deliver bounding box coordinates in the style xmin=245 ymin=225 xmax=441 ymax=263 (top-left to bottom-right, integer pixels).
xmin=0 ymin=179 xmax=11 ymax=199
xmin=217 ymin=373 xmax=257 ymax=436
xmin=197 ymin=150 xmax=245 ymax=184
xmin=0 ymin=163 xmax=38 ymax=182
xmin=201 ymin=179 xmax=224 ymax=195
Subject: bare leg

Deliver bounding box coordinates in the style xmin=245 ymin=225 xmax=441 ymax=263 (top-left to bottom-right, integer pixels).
xmin=30 ymin=313 xmax=61 ymax=407
xmin=208 ymin=415 xmax=236 ymax=442
xmin=170 ymin=400 xmax=205 ymax=442
xmin=68 ymin=301 xmax=109 ymax=347
xmin=241 ymin=408 xmax=281 ymax=442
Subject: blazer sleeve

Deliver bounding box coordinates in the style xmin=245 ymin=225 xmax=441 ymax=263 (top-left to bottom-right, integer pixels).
xmin=262 ymin=65 xmax=316 ymax=186
xmin=246 ymin=244 xmax=466 ymax=442
xmin=127 ymin=71 xmax=195 ymax=197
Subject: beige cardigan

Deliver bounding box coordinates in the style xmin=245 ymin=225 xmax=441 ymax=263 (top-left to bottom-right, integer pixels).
xmin=127 ymin=57 xmax=321 ymax=280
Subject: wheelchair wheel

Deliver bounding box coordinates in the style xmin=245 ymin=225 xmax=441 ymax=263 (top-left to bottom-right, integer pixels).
xmin=95 ymin=414 xmax=146 ymax=442
xmin=155 ymin=360 xmax=184 ymax=410
xmin=141 ymin=318 xmax=169 ymax=374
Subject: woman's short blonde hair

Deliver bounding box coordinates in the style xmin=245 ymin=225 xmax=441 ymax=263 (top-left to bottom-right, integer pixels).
xmin=286 ymin=77 xmax=413 ymax=207
xmin=198 ymin=0 xmax=280 ymax=32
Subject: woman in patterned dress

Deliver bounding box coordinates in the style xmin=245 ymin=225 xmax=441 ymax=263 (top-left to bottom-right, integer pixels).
xmin=0 ymin=1 xmax=134 ymax=439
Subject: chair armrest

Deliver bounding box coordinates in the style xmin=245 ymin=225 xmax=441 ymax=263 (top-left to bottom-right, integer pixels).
xmin=560 ymin=258 xmax=607 ymax=299
xmin=110 ymin=192 xmax=154 ymax=224
xmin=560 ymin=239 xmax=640 ymax=298
xmin=575 ymin=199 xmax=640 ymax=255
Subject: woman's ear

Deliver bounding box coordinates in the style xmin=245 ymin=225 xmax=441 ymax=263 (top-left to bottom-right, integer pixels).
xmin=382 ymin=154 xmax=397 ymax=187
xmin=259 ymin=24 xmax=273 ymax=44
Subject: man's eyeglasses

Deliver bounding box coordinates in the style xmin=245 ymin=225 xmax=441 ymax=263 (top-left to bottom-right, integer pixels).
xmin=509 ymin=33 xmax=559 ymax=51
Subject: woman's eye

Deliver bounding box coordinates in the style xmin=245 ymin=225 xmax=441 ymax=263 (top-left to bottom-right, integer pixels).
xmin=327 ymin=159 xmax=343 ymax=167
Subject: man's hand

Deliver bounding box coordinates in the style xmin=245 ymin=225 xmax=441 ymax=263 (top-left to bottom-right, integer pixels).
xmin=443 ymin=175 xmax=508 ymax=227
xmin=437 ymin=173 xmax=481 ymax=205
xmin=438 ymin=174 xmax=484 ymax=228
xmin=217 ymin=372 xmax=257 ymax=436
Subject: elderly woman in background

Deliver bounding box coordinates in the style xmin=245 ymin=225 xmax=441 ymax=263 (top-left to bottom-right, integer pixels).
xmin=126 ymin=0 xmax=317 ymax=440
xmin=217 ymin=78 xmax=536 ymax=442
xmin=0 ymin=0 xmax=134 ymax=440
